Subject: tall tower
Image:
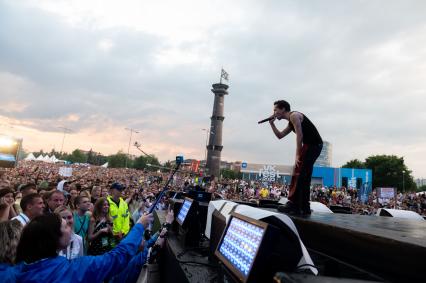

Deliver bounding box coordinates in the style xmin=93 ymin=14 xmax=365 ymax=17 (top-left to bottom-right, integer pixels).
xmin=206 ymin=82 xmax=229 ymax=178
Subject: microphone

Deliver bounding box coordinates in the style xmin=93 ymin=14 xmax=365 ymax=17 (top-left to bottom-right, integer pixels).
xmin=258 ymin=117 xmax=274 ymax=124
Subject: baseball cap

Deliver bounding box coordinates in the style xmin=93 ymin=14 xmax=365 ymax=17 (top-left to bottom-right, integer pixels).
xmin=110 ymin=182 xmax=125 ymax=191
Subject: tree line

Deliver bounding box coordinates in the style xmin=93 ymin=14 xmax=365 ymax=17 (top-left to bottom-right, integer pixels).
xmin=342 ymin=155 xmax=418 ymax=192
xmin=30 ymin=148 xmax=162 ymax=171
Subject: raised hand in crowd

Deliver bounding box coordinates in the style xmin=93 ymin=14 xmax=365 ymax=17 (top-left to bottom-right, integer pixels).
xmin=165 ymin=209 xmax=174 ymax=224
xmin=99 ymin=225 xmax=113 ymax=235
xmin=138 ymin=213 xmax=154 ymax=229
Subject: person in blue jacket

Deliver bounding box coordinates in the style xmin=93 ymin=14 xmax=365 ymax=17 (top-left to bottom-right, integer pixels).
xmin=110 ymin=229 xmax=159 ymax=283
xmin=0 ymin=220 xmax=24 ymax=283
xmin=110 ymin=209 xmax=174 ymax=283
xmin=2 ymin=211 xmax=153 ymax=283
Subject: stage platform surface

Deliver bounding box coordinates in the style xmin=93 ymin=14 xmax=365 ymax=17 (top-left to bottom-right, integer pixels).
xmin=155 ymin=210 xmax=379 ymax=283
xmin=262 ymin=209 xmax=426 ymax=282
xmin=293 ymin=212 xmax=426 ymax=247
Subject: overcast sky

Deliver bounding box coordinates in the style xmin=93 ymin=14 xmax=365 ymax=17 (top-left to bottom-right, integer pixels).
xmin=0 ymin=0 xmax=425 ymax=177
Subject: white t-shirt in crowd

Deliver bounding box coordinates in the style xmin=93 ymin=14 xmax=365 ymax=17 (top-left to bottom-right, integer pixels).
xmin=11 ymin=213 xmax=30 ymax=227
xmin=58 ymin=233 xmax=84 ymax=260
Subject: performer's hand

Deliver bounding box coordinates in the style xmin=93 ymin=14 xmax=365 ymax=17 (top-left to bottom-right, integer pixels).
xmin=295 ymin=154 xmax=302 ymax=168
xmin=165 ymin=209 xmax=174 ymax=224
xmin=268 ymin=114 xmax=276 ymax=124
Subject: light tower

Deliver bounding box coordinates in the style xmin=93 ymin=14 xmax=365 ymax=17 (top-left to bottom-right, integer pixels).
xmin=206 ymin=77 xmax=229 ymax=179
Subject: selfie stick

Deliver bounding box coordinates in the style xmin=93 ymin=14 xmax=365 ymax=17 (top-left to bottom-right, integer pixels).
xmin=148 ymin=161 xmax=182 ymax=214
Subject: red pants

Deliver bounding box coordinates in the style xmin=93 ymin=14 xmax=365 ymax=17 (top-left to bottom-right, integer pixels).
xmin=288 ymin=143 xmax=323 ymax=209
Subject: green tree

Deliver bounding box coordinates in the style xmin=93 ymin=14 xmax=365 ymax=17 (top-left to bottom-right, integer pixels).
xmin=48 ymin=148 xmax=62 ymax=158
xmin=364 ymin=155 xmax=415 ymax=192
xmin=415 ymin=185 xmax=425 ymax=192
xmin=67 ymin=149 xmax=87 ymax=163
xmin=342 ymin=159 xmax=365 ymax=169
xmin=133 ymin=156 xmax=148 ymax=169
xmin=86 ymin=149 xmax=98 ymax=164
xmin=163 ymin=160 xmax=173 ymax=171
xmin=133 ymin=154 xmax=160 ymax=170
xmin=220 ymin=168 xmax=242 ymax=179
xmin=33 ymin=149 xmax=45 ymax=157
xmin=43 ymin=148 xmax=68 ymax=160
xmin=89 ymin=152 xmax=108 ymax=166
xmin=108 ymin=151 xmax=130 ymax=168
xmin=96 ymin=154 xmax=108 ymax=166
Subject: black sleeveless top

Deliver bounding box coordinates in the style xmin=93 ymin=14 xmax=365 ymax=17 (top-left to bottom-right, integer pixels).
xmin=288 ymin=112 xmax=323 ymax=145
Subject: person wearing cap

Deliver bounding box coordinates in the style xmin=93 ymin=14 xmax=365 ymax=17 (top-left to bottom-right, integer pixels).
xmin=107 ymin=183 xmax=130 ymax=243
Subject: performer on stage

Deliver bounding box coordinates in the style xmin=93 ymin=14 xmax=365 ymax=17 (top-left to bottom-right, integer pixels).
xmin=268 ymin=100 xmax=323 ymax=215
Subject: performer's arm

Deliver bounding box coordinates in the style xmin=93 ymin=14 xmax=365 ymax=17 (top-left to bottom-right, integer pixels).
xmin=269 ymin=119 xmax=292 ymax=139
xmin=290 ymin=113 xmax=303 ymax=166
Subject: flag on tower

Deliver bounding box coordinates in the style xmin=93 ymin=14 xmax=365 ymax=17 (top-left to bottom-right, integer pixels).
xmin=221 ymin=68 xmax=229 ymax=81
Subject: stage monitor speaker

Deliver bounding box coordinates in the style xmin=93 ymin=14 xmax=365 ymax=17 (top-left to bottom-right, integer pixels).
xmin=166 ymin=190 xmax=176 ymax=198
xmin=377 ymin=208 xmax=424 ymax=221
xmin=309 ymin=201 xmax=333 ymax=214
xmin=215 ymin=212 xmax=302 ymax=283
xmin=169 ymin=199 xmax=183 ymax=233
xmin=170 ymin=191 xmax=185 ymax=199
xmin=278 ymin=199 xmax=333 ymax=214
xmin=187 ymin=190 xmax=212 ymax=203
xmin=209 ymin=208 xmax=227 ymax=260
xmin=329 ymin=205 xmax=352 ymax=214
xmin=205 ymin=200 xmax=240 ymax=239
xmin=175 ymin=197 xmax=201 ymax=246
xmin=258 ymin=199 xmax=279 ymax=208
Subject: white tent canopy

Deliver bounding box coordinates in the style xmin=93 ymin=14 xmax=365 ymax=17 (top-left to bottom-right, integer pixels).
xmin=377 ymin=208 xmax=424 ymax=221
xmin=101 ymin=162 xmax=108 ymax=168
xmin=24 ymin=153 xmax=36 ymax=161
xmin=35 ymin=154 xmax=45 ymax=161
xmin=32 ymin=154 xmax=61 ymax=163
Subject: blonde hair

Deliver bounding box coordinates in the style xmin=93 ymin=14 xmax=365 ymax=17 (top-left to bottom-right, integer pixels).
xmin=0 ymin=220 xmax=23 ymax=264
xmin=79 ymin=190 xmax=91 ymax=199
xmin=54 ymin=205 xmax=72 ymax=215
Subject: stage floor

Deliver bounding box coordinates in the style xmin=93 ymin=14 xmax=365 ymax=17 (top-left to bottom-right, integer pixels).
xmin=263 ymin=209 xmax=426 ymax=282
xmin=292 ymin=212 xmax=426 ymax=247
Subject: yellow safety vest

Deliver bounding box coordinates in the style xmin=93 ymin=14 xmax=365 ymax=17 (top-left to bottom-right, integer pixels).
xmin=107 ymin=196 xmax=130 ymax=235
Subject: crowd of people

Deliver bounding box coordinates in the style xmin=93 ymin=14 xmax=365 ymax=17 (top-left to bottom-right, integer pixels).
xmin=309 ymin=185 xmax=426 ymax=216
xmin=202 ymin=178 xmax=424 ymax=218
xmin=215 ymin=179 xmax=425 ymax=216
xmin=0 ymin=161 xmax=174 ymax=282
xmin=0 ymin=160 xmax=425 ymax=282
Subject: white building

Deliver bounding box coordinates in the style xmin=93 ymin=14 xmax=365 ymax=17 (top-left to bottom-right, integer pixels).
xmin=415 ymin=178 xmax=426 ymax=188
xmin=315 ymin=141 xmax=332 ymax=167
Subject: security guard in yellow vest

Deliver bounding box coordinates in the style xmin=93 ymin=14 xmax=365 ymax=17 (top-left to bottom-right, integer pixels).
xmin=107 ymin=183 xmax=130 ymax=242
